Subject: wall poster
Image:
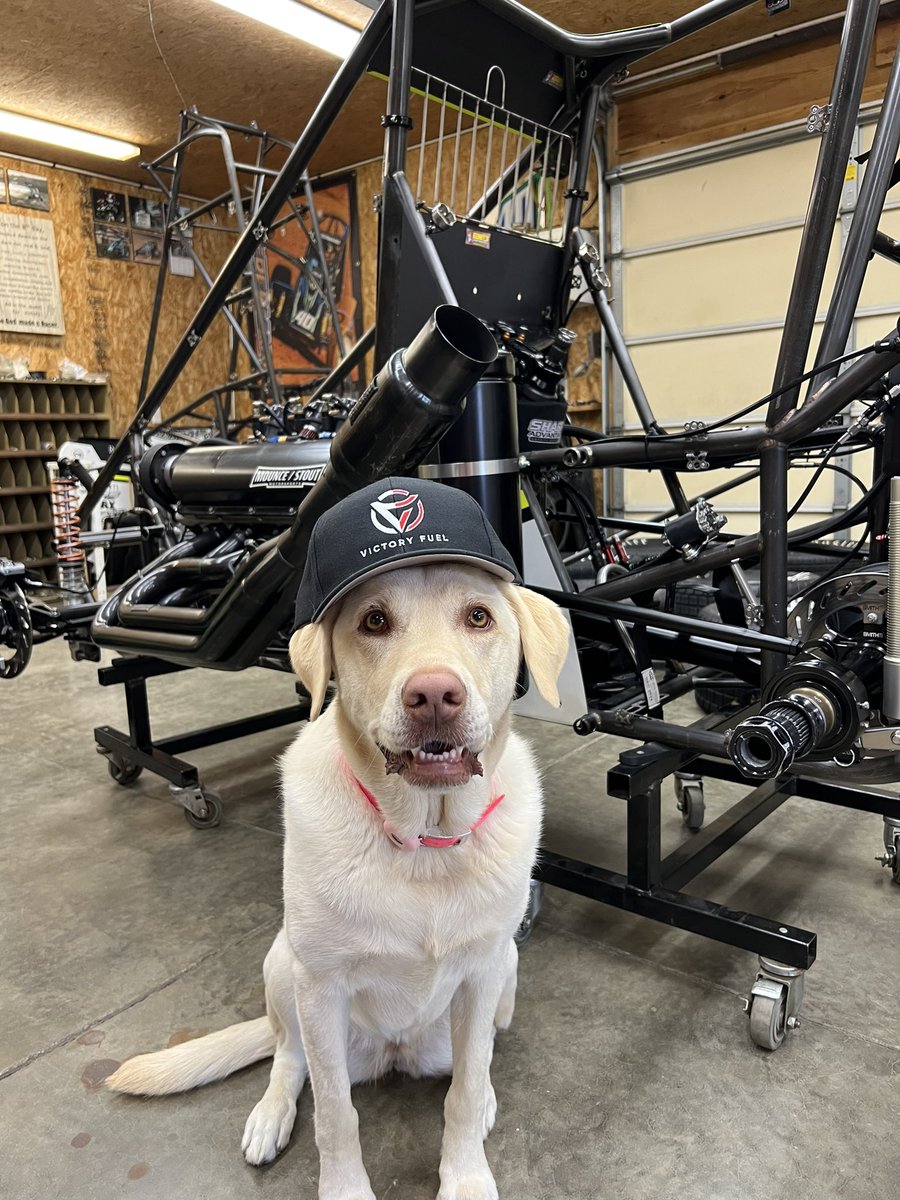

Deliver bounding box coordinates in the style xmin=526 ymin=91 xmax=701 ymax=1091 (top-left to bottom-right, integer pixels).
xmin=266 ymin=173 xmax=363 ymax=389
xmin=0 ymin=212 xmax=65 ymax=335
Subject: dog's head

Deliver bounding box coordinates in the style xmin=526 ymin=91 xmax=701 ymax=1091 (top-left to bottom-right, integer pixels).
xmin=289 ymin=562 xmax=569 ymax=788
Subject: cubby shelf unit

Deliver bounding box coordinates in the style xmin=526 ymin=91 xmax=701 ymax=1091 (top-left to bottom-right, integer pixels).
xmin=0 ymin=379 xmax=110 ymax=574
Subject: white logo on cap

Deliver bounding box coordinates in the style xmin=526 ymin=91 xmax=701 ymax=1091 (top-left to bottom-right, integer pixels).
xmin=370 ymin=488 xmax=425 ymax=535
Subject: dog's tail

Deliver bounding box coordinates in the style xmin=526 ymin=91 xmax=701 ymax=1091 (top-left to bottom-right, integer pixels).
xmin=105 ymin=1017 xmax=275 ymax=1096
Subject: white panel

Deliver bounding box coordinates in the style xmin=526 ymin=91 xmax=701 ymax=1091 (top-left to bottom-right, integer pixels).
xmin=626 ymin=329 xmax=782 ymax=426
xmin=622 ymin=225 xmax=842 ymax=338
xmin=620 ymin=139 xmax=822 ymax=246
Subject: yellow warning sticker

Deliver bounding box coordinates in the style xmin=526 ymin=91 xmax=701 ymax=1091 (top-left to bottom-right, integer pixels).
xmin=845 ymin=162 xmax=858 ymax=182
xmin=465 ymin=228 xmax=492 ymax=250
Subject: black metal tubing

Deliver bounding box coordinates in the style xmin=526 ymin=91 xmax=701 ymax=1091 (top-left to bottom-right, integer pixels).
xmin=95 ymin=653 xmax=310 ymax=790
xmin=575 ymin=707 xmax=730 ymax=756
xmin=81 ymin=0 xmax=394 ymax=521
xmin=476 ymin=0 xmax=756 ymax=59
xmin=306 ymin=325 xmax=375 ymax=405
xmin=535 ymin=853 xmax=817 ymax=969
xmin=810 ymin=41 xmax=900 ymax=394
xmin=537 ymin=585 xmax=799 ymax=655
xmin=694 ymin=755 xmax=900 ymax=814
xmin=581 ymin=232 xmax=690 ymax=515
xmin=759 ymin=440 xmax=789 ymax=687
xmin=524 ymin=346 xmax=900 ymax=474
xmin=766 ymin=0 xmax=880 ymax=424
xmin=156 ymin=701 xmax=310 ymax=756
xmin=661 ymin=778 xmax=793 ymax=892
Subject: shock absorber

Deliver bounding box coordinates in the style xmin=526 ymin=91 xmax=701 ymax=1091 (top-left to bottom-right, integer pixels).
xmin=883 ymin=474 xmax=900 ymax=719
xmin=50 ymin=463 xmax=88 ymax=593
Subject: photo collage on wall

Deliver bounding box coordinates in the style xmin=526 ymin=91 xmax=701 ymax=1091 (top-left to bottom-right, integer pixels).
xmin=0 ymin=168 xmax=51 ymax=211
xmin=91 ymin=188 xmax=193 ymax=270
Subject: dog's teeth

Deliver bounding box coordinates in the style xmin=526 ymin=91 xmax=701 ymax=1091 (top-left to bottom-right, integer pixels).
xmin=417 ymin=749 xmax=427 ymax=761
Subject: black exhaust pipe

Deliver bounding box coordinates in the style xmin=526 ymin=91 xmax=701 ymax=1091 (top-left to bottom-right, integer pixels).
xmin=92 ymin=306 xmax=497 ymax=669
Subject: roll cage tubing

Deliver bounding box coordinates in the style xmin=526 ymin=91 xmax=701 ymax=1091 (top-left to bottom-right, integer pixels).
xmin=80 ymin=0 xmax=760 ymax=522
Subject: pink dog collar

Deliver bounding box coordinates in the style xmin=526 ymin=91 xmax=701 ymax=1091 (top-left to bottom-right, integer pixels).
xmin=350 ymin=774 xmax=505 ymax=851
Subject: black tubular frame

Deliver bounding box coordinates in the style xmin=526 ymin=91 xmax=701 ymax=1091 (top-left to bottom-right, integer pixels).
xmin=65 ymin=0 xmax=900 ymax=971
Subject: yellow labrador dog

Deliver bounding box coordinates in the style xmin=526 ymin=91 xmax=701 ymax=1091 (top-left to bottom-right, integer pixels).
xmin=108 ymin=477 xmax=569 ymax=1200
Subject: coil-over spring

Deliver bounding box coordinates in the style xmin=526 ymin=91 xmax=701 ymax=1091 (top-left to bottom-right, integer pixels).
xmin=50 ymin=465 xmax=86 ymax=592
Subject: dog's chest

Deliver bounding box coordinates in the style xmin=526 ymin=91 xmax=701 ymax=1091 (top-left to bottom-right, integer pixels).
xmin=288 ymin=843 xmax=520 ymax=970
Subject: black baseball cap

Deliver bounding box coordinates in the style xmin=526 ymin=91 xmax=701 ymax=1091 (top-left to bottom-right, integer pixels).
xmin=293 ymin=476 xmax=521 ymax=627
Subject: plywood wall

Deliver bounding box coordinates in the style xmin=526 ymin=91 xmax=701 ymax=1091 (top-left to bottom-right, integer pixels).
xmin=614 ymin=17 xmax=899 ymax=165
xmin=0 ymin=155 xmax=231 ymax=435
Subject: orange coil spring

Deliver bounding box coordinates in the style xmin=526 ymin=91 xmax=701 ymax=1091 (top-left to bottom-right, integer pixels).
xmin=50 ymin=473 xmax=85 ymax=563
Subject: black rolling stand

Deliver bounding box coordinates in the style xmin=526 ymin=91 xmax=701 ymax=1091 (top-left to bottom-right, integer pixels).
xmin=534 ymin=706 xmax=900 ymax=1048
xmin=94 ymin=655 xmax=310 ymax=827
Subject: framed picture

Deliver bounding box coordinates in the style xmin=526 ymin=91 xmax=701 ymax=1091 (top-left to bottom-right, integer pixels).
xmin=169 ymin=238 xmax=195 ymax=277
xmin=8 ymin=171 xmax=50 ymax=212
xmin=94 ymin=222 xmax=131 ymax=260
xmin=128 ymin=195 xmax=165 ymax=230
xmin=132 ymin=230 xmax=163 ymax=264
xmin=91 ymin=188 xmax=126 ymax=225
xmin=266 ymin=173 xmax=362 ymax=384
xmin=0 ymin=172 xmax=6 ymax=204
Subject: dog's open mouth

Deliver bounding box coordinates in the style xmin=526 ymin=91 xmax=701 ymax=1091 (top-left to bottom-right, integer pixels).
xmin=380 ymin=740 xmax=484 ymax=786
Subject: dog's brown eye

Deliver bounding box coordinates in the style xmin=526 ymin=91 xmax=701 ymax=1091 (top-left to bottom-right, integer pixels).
xmin=467 ymin=607 xmax=492 ymax=629
xmin=361 ymin=610 xmax=388 ymax=633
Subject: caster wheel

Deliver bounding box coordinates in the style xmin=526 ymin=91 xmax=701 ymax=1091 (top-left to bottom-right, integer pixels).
xmin=876 ymin=819 xmax=900 ymax=883
xmin=748 ymin=985 xmax=787 ymax=1051
xmin=108 ymin=758 xmax=143 ymax=787
xmin=514 ymin=880 xmax=545 ymax=946
xmin=675 ymin=775 xmax=705 ymax=831
xmin=184 ymin=792 xmax=222 ymax=829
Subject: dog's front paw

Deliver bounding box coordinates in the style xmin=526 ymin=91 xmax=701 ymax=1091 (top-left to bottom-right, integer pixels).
xmin=438 ymin=1149 xmax=499 ymax=1200
xmin=318 ymin=1165 xmax=377 ymax=1200
xmin=242 ymin=1094 xmax=297 ymax=1165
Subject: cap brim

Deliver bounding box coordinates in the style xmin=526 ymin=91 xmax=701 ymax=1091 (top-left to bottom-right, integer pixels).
xmin=306 ymin=551 xmax=519 ymax=624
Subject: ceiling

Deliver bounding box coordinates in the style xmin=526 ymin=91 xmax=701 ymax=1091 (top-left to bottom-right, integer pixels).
xmin=3 ymin=0 xmax=859 ymax=197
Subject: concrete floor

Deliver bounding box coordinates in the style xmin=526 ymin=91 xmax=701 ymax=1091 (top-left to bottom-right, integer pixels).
xmin=3 ymin=639 xmax=900 ymax=1200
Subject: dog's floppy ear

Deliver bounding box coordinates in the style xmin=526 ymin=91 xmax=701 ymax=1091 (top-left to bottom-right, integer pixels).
xmin=503 ymin=584 xmax=571 ymax=708
xmin=289 ymin=621 xmax=333 ymax=720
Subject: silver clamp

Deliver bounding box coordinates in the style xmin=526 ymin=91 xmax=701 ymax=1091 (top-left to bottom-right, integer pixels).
xmin=576 ymin=242 xmax=610 ymax=291
xmin=807 ymin=103 xmax=831 ymax=133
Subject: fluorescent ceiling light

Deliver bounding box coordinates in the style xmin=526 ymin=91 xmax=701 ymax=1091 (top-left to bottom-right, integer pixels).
xmin=0 ymin=109 xmax=140 ymax=161
xmin=210 ymin=0 xmax=360 ymax=58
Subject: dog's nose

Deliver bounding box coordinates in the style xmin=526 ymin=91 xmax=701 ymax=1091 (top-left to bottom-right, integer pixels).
xmin=402 ymin=670 xmax=465 ymax=726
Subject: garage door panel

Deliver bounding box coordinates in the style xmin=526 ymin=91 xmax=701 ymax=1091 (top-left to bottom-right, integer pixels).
xmin=614 ymin=123 xmax=880 ymax=533
xmin=622 ymin=465 xmax=834 ymax=519
xmin=625 ymin=329 xmax=783 ymax=426
xmin=622 ymin=225 xmax=842 ymax=338
xmin=620 ymin=139 xmax=821 ymax=246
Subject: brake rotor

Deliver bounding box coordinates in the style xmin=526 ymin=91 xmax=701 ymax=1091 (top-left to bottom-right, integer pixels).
xmin=787 ymin=564 xmax=889 ymax=645
xmin=0 ymin=581 xmax=33 ymax=679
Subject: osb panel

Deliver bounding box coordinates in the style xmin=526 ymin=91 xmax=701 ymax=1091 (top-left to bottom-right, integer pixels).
xmin=615 ymin=18 xmax=898 ymax=165
xmin=2 ymin=0 xmax=849 ymax=193
xmin=0 ymin=155 xmax=230 ymax=434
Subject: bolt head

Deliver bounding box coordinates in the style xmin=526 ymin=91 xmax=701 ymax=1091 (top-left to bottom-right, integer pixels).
xmin=786 ymin=1016 xmax=801 ymax=1030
